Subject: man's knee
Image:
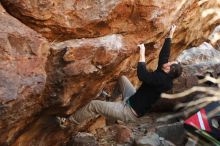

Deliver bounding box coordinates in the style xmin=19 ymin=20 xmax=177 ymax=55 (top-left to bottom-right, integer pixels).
xmin=120 ymin=75 xmax=127 ymax=80
xmin=85 ymin=100 xmax=99 ymax=113
xmin=119 ymin=75 xmax=128 ymax=83
xmin=89 ymin=100 xmax=103 ymax=109
xmin=90 ymin=100 xmax=100 ymax=105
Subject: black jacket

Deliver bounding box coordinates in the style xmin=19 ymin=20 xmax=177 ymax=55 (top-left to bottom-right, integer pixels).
xmin=129 ymin=38 xmax=173 ymax=117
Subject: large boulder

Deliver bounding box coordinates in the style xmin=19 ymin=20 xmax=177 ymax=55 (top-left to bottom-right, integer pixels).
xmin=1 ymin=0 xmax=219 ymax=52
xmin=0 ymin=3 xmax=49 ymax=146
xmin=44 ymin=34 xmax=138 ymax=114
xmin=172 ymin=42 xmax=220 ymax=93
xmin=67 ymin=132 xmax=98 ymax=146
xmin=0 ymin=0 xmax=220 ymax=146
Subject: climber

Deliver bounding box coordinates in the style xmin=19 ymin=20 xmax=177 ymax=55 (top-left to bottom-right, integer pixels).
xmin=57 ymin=25 xmax=182 ymax=128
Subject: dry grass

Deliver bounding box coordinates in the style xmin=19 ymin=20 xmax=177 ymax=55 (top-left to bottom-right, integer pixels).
xmin=157 ymin=74 xmax=220 ymax=122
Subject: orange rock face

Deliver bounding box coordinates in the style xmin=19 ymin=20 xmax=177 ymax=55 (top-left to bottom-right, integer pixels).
xmin=1 ymin=0 xmax=219 ymax=46
xmin=0 ymin=0 xmax=220 ymax=145
xmin=0 ymin=4 xmax=49 ymax=146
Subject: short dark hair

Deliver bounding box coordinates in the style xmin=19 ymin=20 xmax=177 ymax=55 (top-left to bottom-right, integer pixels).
xmin=169 ymin=63 xmax=182 ymax=79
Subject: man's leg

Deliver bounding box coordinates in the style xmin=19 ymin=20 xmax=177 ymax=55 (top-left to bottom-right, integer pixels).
xmin=120 ymin=76 xmax=136 ymax=101
xmin=69 ymin=100 xmax=137 ymax=123
xmin=65 ymin=76 xmax=136 ymax=126
xmin=112 ymin=75 xmax=136 ymax=102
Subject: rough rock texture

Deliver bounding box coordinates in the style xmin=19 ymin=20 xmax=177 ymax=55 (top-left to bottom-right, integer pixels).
xmin=67 ymin=132 xmax=98 ymax=146
xmin=45 ymin=34 xmax=137 ymax=112
xmin=156 ymin=122 xmax=185 ymax=146
xmin=1 ymin=0 xmax=220 ymax=54
xmin=0 ymin=3 xmax=49 ymax=146
xmin=0 ymin=0 xmax=220 ymax=146
xmin=177 ymin=42 xmax=220 ymax=66
xmin=135 ymin=132 xmax=176 ymax=146
xmin=115 ymin=125 xmax=133 ymax=144
xmin=135 ymin=132 xmax=161 ymax=146
xmin=172 ymin=42 xmax=220 ymax=93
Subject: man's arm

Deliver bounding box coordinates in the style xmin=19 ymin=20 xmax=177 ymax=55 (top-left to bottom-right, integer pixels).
xmin=137 ymin=44 xmax=150 ymax=82
xmin=137 ymin=44 xmax=165 ymax=85
xmin=157 ymin=25 xmax=176 ymax=70
xmin=157 ymin=38 xmax=171 ymax=70
xmin=138 ymin=44 xmax=146 ymax=62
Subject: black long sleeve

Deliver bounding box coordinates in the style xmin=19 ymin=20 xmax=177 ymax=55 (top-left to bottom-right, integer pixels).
xmin=137 ymin=62 xmax=166 ymax=86
xmin=130 ymin=61 xmax=173 ymax=117
xmin=157 ymin=38 xmax=171 ymax=70
xmin=129 ymin=38 xmax=173 ymax=117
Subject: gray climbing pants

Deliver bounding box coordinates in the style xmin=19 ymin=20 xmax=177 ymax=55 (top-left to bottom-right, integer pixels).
xmin=69 ymin=76 xmax=138 ymax=123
